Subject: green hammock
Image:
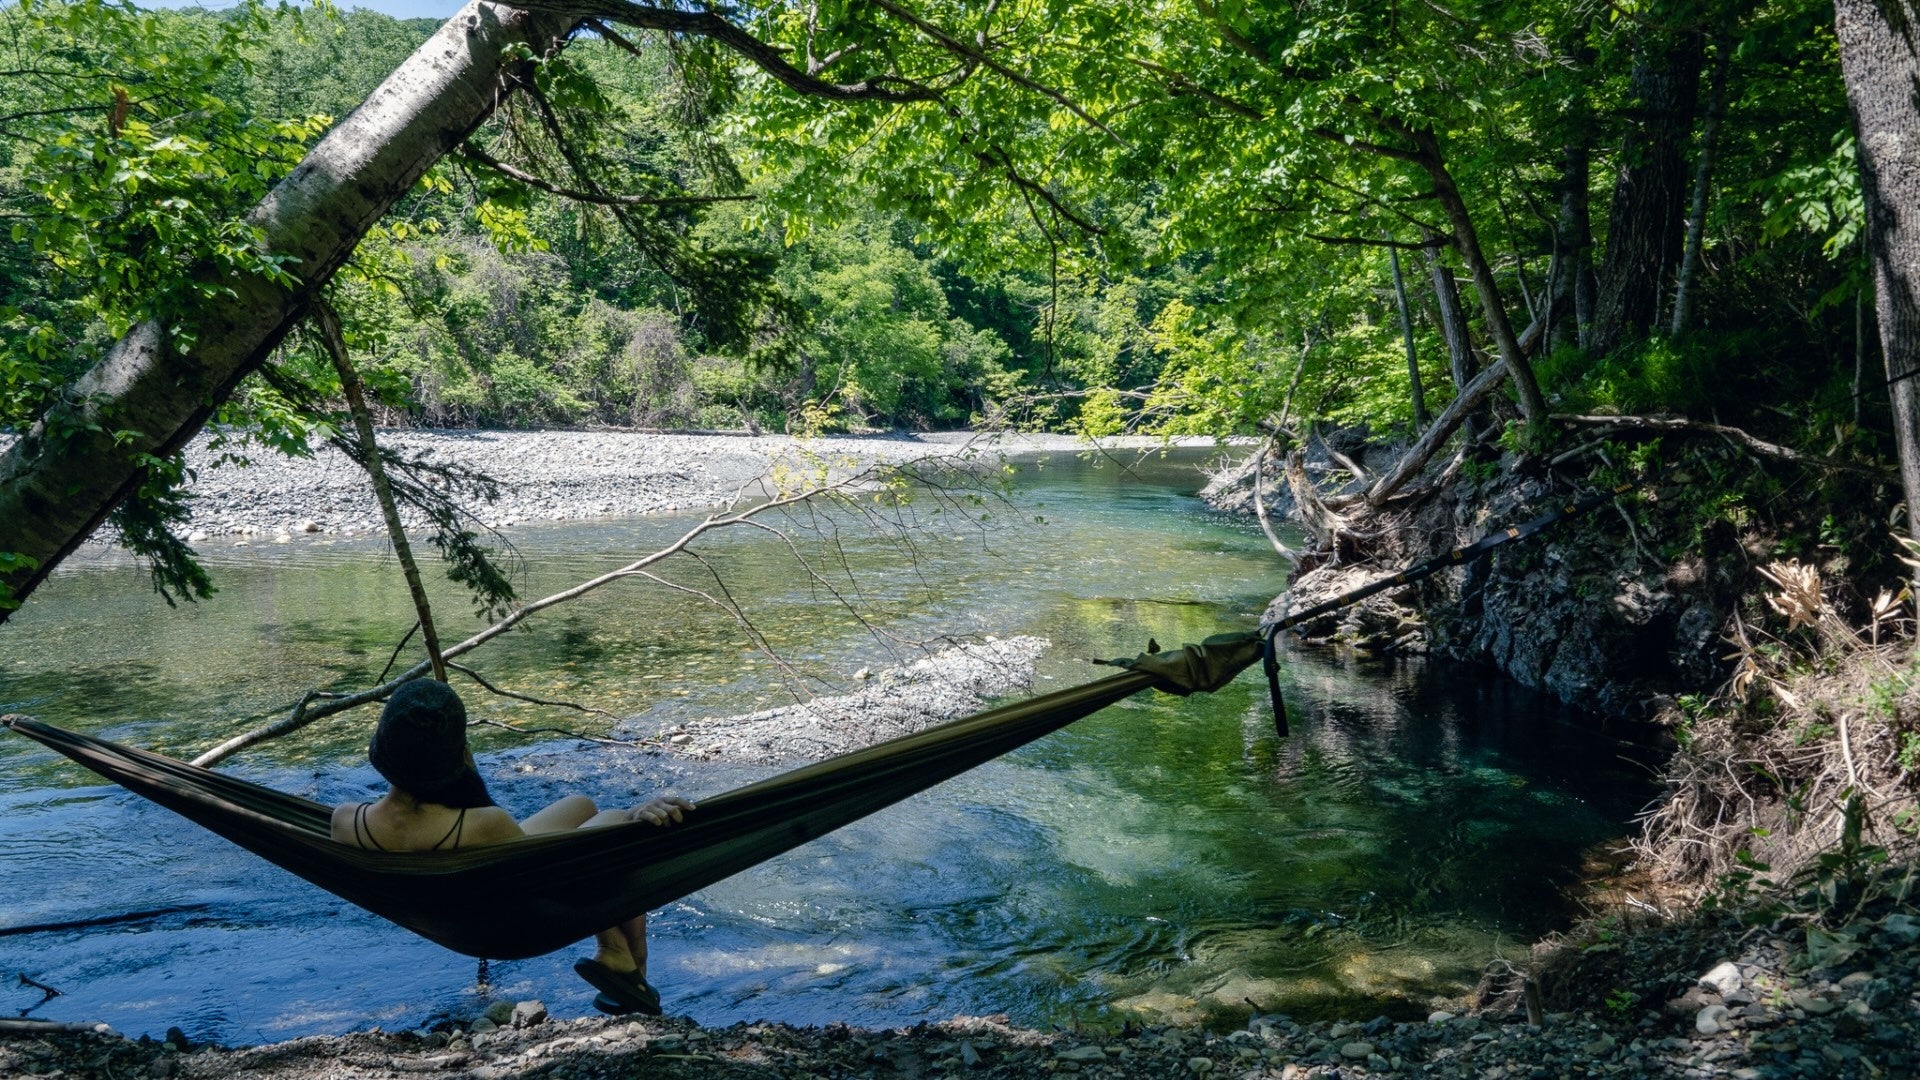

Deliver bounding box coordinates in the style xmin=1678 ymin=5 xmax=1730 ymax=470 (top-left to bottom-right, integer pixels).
xmin=2 ymin=633 xmax=1264 ymax=960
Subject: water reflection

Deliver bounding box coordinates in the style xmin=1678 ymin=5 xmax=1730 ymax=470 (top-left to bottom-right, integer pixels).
xmin=0 ymin=450 xmax=1649 ymax=1040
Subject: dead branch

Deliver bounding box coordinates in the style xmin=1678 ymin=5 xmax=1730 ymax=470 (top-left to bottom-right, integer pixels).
xmin=317 ymin=303 xmax=448 ymax=682
xmin=189 ymin=456 xmax=1007 ymax=767
xmin=446 ymin=662 xmax=615 ymax=718
xmin=0 ymin=1019 xmax=101 ymax=1035
xmin=1553 ymin=413 xmax=1891 ymax=477
xmin=467 ymin=717 xmax=664 ymax=750
xmin=1251 ymin=432 xmax=1301 ymax=564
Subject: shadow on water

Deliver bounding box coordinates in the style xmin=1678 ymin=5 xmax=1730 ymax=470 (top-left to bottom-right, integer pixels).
xmin=0 ymin=448 xmax=1653 ymax=1040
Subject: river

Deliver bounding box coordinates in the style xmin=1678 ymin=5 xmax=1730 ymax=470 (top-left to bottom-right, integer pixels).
xmin=0 ymin=448 xmax=1649 ymax=1043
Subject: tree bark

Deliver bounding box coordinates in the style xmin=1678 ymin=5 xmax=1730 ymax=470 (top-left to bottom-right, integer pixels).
xmin=1670 ymin=36 xmax=1734 ymax=336
xmin=0 ymin=3 xmax=576 ymax=616
xmin=1591 ymin=27 xmax=1706 ymax=356
xmin=1403 ymin=127 xmax=1551 ymax=422
xmin=1388 ymin=242 xmax=1429 ymax=428
xmin=1425 ymin=246 xmax=1479 ymax=393
xmin=1835 ymin=0 xmax=1920 ymax=544
xmin=1366 ymin=361 xmax=1507 ymax=505
xmin=1549 ymin=139 xmax=1600 ymax=353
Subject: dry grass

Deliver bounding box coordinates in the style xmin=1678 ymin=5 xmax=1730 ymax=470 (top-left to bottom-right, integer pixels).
xmin=1634 ymin=559 xmax=1920 ymax=901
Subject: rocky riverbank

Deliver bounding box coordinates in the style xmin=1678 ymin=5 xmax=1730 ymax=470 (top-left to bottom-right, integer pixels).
xmin=8 ymin=893 xmax=1915 ymax=1079
xmin=47 ymin=429 xmax=1225 ymax=544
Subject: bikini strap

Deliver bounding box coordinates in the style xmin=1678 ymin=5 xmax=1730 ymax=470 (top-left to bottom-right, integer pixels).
xmin=355 ymin=803 xmax=387 ymax=852
xmin=431 ymin=806 xmax=467 ymax=852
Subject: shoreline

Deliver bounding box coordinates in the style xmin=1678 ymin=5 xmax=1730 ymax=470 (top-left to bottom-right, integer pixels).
xmin=33 ymin=429 xmax=1242 ymax=544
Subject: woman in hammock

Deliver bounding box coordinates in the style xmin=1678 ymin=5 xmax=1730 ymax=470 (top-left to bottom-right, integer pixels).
xmin=331 ymin=678 xmax=693 ymax=1016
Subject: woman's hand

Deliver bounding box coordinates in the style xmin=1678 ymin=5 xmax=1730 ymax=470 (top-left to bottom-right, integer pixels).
xmin=628 ymin=796 xmax=696 ymax=826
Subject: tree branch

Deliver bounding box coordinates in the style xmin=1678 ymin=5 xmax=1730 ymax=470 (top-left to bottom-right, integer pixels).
xmin=1124 ymin=55 xmax=1265 ymax=120
xmin=1312 ymin=126 xmax=1427 ymax=163
xmin=455 ymin=143 xmax=752 ymax=206
xmin=315 ymin=302 xmax=448 ymax=683
xmin=516 ymin=0 xmax=946 ymax=102
xmin=1552 ymin=414 xmax=1893 ymax=477
xmin=865 ymin=0 xmax=1127 ymax=144
xmin=188 ymin=456 xmax=1001 ymax=767
xmin=1299 ymin=231 xmax=1453 ymax=250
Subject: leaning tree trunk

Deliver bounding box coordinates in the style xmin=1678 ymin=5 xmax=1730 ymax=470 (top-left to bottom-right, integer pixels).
xmin=1591 ymin=27 xmax=1705 ymax=356
xmin=1835 ymin=0 xmax=1920 ymax=547
xmin=0 ymin=3 xmax=575 ymax=616
xmin=1402 ymin=128 xmax=1551 ymax=423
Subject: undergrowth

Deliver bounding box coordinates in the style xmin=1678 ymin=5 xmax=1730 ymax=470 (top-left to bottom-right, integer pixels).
xmin=1636 ymin=554 xmax=1920 ymax=909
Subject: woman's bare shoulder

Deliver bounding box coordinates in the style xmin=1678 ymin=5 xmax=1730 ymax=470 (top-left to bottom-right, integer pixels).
xmin=329 ymin=802 xmax=362 ymax=844
xmin=459 ymin=805 xmax=525 ymax=845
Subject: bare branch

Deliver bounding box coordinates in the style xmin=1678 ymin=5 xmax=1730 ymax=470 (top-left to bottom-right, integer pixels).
xmin=188 ymin=457 xmax=1004 ymax=766
xmin=316 ymin=303 xmax=448 ymax=683
xmin=447 ymin=662 xmax=617 ymax=718
xmin=1552 ymin=414 xmax=1892 ymax=477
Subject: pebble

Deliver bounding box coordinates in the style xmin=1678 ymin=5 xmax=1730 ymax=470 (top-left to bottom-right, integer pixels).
xmin=1339 ymin=1041 xmax=1374 ymax=1060
xmin=1694 ymin=1005 xmax=1730 ymax=1035
xmin=1699 ymin=961 xmax=1742 ymax=995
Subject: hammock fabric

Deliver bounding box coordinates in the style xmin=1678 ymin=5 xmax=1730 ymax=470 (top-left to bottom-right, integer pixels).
xmin=3 ymin=632 xmax=1264 ymax=960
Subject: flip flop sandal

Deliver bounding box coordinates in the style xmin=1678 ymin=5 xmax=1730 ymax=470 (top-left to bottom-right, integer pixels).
xmin=574 ymin=958 xmax=662 ymax=1015
xmin=591 ymin=992 xmax=639 ymax=1017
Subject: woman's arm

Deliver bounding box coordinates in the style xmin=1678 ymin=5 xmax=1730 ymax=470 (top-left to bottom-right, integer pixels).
xmin=519 ymin=794 xmax=599 ymax=835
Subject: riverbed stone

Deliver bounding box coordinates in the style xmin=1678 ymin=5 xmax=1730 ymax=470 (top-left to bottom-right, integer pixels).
xmin=1694 ymin=1005 xmax=1730 ymax=1036
xmin=1700 ymin=961 xmax=1742 ymax=995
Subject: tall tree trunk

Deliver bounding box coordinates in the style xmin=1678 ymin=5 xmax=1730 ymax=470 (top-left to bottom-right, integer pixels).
xmin=1835 ymin=0 xmax=1920 ymax=545
xmin=1549 ymin=139 xmax=1600 ymax=353
xmin=1670 ymin=36 xmax=1734 ymax=337
xmin=1591 ymin=28 xmax=1706 ymax=356
xmin=1425 ymin=247 xmax=1478 ymax=391
xmin=1389 ymin=243 xmax=1429 ymax=428
xmin=0 ymin=3 xmax=575 ymax=615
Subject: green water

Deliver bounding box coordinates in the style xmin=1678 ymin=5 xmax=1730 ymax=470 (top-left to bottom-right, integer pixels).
xmin=0 ymin=449 xmax=1649 ymax=1041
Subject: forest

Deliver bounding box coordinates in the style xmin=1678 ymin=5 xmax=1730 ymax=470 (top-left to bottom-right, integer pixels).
xmin=0 ymin=0 xmax=1896 ymax=615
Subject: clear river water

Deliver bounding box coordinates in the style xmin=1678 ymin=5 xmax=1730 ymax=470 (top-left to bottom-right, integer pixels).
xmin=0 ymin=448 xmax=1651 ymax=1044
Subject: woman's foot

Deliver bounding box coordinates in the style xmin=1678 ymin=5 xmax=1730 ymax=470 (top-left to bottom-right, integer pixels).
xmin=574 ymin=958 xmax=662 ymax=1015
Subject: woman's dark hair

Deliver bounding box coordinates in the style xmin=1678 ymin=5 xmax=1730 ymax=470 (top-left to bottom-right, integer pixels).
xmin=368 ymin=679 xmax=493 ymax=809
